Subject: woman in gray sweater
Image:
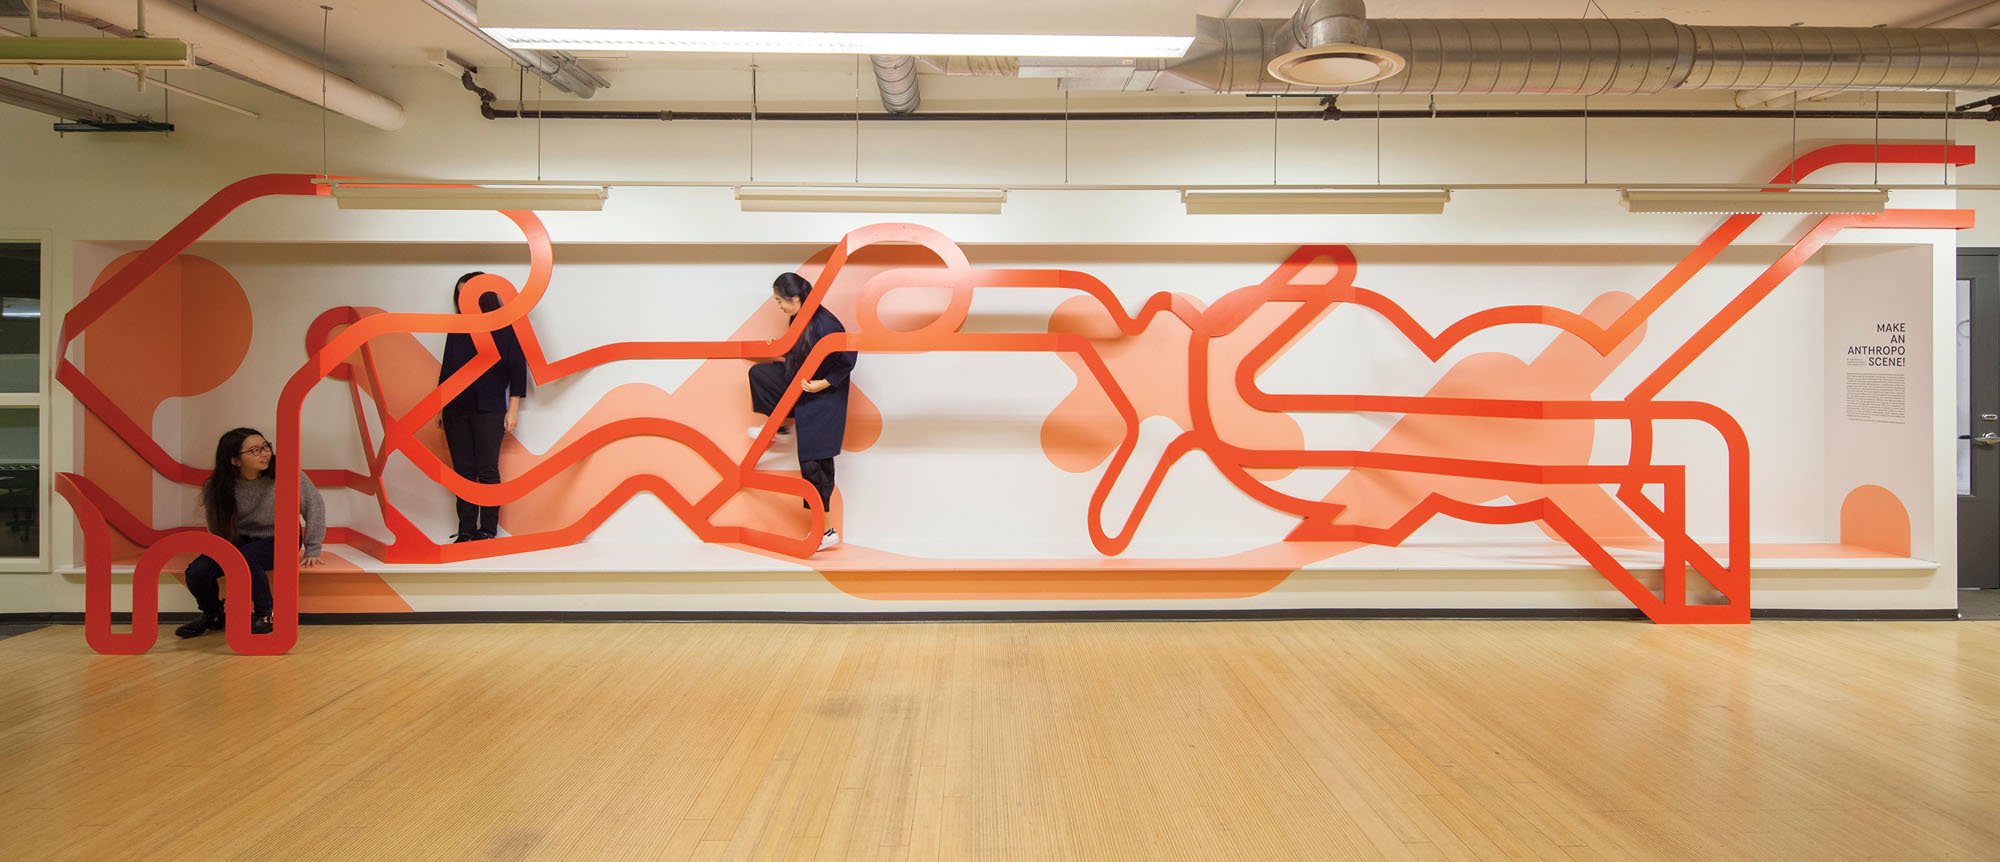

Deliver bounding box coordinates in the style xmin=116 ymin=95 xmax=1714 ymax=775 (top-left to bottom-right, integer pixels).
xmin=175 ymin=427 xmax=326 ymax=639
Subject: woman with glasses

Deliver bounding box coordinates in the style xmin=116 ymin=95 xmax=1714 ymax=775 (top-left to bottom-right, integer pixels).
xmin=437 ymin=271 xmax=528 ymax=542
xmin=747 ymin=272 xmax=857 ymax=553
xmin=175 ymin=427 xmax=327 ymax=638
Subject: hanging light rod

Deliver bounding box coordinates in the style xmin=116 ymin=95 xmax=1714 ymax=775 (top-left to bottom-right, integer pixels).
xmin=328 ymin=183 xmax=610 ymax=211
xmin=1183 ymin=189 xmax=1450 ymax=215
xmin=1620 ymin=188 xmax=1890 ymax=214
xmin=736 ymin=187 xmax=1007 ymax=214
xmin=0 ymin=36 xmax=193 ymax=68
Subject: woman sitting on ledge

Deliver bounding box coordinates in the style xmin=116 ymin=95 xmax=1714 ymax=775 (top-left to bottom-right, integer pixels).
xmin=175 ymin=427 xmax=326 ymax=639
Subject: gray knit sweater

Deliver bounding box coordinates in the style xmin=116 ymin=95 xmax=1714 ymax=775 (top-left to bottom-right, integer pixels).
xmin=224 ymin=473 xmax=327 ymax=558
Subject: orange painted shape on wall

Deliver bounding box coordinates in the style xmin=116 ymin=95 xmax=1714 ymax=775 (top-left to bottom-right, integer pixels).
xmin=1839 ymin=485 xmax=1912 ymax=557
xmin=81 ymin=253 xmax=253 ymax=558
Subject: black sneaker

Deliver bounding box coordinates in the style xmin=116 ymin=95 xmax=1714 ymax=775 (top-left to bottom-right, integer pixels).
xmin=174 ymin=611 xmax=223 ymax=639
xmin=251 ymin=614 xmax=274 ymax=635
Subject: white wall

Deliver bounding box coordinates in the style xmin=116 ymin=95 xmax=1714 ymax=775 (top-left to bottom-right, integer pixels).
xmin=0 ymin=67 xmax=1971 ymax=615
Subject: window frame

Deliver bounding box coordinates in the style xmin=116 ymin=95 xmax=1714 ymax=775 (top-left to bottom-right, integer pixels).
xmin=0 ymin=233 xmax=52 ymax=573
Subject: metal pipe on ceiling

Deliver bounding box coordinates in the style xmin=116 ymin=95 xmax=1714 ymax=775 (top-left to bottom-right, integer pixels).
xmin=53 ymin=0 xmax=405 ymax=129
xmin=1146 ymin=16 xmax=2000 ymax=95
xmin=871 ymin=55 xmax=920 ymax=114
xmin=417 ymin=0 xmax=606 ymax=98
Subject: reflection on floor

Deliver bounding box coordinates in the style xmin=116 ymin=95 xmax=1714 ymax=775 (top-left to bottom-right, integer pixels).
xmin=4 ymin=619 xmax=1998 ymax=859
xmin=1962 ymin=588 xmax=2000 ymax=620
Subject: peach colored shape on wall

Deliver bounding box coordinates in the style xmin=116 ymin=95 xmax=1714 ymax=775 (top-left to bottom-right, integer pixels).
xmin=1044 ymin=294 xmax=1305 ymax=480
xmin=1299 ymin=291 xmax=1655 ymax=546
xmin=82 ymin=253 xmax=250 ymax=558
xmin=1840 ymin=484 xmax=1912 ymax=557
xmin=73 ymin=256 xmax=412 ymax=619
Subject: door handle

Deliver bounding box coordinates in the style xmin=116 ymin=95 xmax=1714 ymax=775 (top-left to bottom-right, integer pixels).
xmin=1964 ymin=432 xmax=2000 ymax=448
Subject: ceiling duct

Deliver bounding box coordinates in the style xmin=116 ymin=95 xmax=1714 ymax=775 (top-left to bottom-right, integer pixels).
xmin=1056 ymin=11 xmax=2000 ymax=96
xmin=418 ymin=0 xmax=606 ymax=98
xmin=51 ymin=0 xmax=406 ymax=129
xmin=871 ymin=54 xmax=920 ymax=114
xmin=1266 ymin=0 xmax=1404 ymax=87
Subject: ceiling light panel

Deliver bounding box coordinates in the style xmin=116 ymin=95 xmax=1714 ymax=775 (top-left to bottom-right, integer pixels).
xmin=478 ymin=0 xmax=1195 ymax=58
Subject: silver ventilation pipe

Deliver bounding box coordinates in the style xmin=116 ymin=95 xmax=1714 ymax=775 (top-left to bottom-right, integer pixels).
xmin=1101 ymin=15 xmax=2000 ymax=95
xmin=419 ymin=0 xmax=607 ymax=98
xmin=871 ymin=55 xmax=921 ymax=114
xmin=1280 ymin=0 xmax=1370 ymax=55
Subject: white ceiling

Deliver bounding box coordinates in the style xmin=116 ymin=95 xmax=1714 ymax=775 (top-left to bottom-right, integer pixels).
xmin=177 ymin=0 xmax=2000 ymax=79
xmin=7 ymin=0 xmax=1998 ymax=115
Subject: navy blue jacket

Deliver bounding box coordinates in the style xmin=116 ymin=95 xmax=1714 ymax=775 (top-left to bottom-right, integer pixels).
xmin=439 ymin=295 xmax=528 ymax=414
xmin=783 ymin=306 xmax=857 ymax=462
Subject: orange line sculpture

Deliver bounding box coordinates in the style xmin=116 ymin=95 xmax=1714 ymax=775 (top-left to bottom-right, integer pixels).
xmin=55 ymin=144 xmax=1974 ymax=653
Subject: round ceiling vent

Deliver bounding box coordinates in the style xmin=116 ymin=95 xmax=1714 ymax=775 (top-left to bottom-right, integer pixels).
xmin=1267 ymin=44 xmax=1407 ymax=87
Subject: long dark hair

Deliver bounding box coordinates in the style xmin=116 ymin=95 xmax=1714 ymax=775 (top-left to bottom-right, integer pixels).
xmin=773 ymin=272 xmax=816 ymax=366
xmin=202 ymin=427 xmax=271 ymax=539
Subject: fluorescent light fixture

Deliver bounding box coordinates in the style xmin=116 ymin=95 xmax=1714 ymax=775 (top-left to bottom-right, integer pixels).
xmin=0 ymin=37 xmax=194 ymax=68
xmin=1620 ymin=189 xmax=1889 ymax=214
xmin=737 ymin=187 xmax=1006 ymax=214
xmin=476 ymin=0 xmax=1195 ymax=58
xmin=484 ymin=28 xmax=1191 ymax=58
xmin=1182 ymin=190 xmax=1452 ymax=215
xmin=331 ymin=185 xmax=609 ymax=211
xmin=0 ymin=77 xmax=148 ymax=124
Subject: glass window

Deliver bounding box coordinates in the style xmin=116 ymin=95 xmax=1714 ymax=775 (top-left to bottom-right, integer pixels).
xmin=0 ymin=242 xmax=41 ymax=562
xmin=0 ymin=409 xmax=36 ymax=558
xmin=0 ymin=244 xmax=39 ymax=394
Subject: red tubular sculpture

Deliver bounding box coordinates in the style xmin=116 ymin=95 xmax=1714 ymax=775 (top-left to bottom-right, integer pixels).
xmin=56 ymin=144 xmax=1975 ymax=652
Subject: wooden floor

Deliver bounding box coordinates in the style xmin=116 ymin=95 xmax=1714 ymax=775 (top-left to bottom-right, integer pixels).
xmin=2 ymin=620 xmax=1998 ymax=861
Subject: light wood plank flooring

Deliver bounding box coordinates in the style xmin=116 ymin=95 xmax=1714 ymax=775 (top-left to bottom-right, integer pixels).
xmin=2 ymin=619 xmax=1997 ymax=860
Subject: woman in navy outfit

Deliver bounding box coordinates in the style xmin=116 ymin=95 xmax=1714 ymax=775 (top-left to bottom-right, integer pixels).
xmin=747 ymin=272 xmax=856 ymax=552
xmin=437 ymin=271 xmax=528 ymax=542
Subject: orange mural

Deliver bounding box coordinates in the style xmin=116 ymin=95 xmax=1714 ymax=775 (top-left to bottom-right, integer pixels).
xmin=54 ymin=144 xmax=1974 ymax=654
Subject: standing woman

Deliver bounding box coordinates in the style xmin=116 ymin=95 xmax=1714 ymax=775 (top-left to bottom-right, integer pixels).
xmin=176 ymin=427 xmax=326 ymax=638
xmin=747 ymin=272 xmax=856 ymax=552
xmin=438 ymin=271 xmax=528 ymax=542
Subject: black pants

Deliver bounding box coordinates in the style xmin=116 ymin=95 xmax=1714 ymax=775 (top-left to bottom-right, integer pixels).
xmin=748 ymin=361 xmax=788 ymax=417
xmin=443 ymin=408 xmax=504 ymax=536
xmin=184 ymin=536 xmax=276 ymax=616
xmin=801 ymin=458 xmax=835 ymax=513
xmin=749 ymin=363 xmax=836 ymax=514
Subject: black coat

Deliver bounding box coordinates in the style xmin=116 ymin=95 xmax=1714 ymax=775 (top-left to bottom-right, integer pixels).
xmin=439 ymin=319 xmax=528 ymax=414
xmin=783 ymin=306 xmax=857 ymax=462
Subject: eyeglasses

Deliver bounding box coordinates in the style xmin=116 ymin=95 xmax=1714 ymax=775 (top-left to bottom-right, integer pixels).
xmin=239 ymin=443 xmax=274 ymax=457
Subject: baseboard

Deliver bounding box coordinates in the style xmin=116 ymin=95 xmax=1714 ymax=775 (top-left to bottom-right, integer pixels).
xmin=0 ymin=607 xmax=1960 ymax=624
xmin=1748 ymin=608 xmax=1958 ymax=621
